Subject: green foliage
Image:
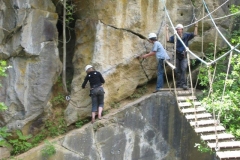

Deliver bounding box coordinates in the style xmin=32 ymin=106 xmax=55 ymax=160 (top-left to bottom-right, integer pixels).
xmin=45 ymin=115 xmax=67 ymax=137
xmin=199 ymin=53 xmax=240 ymax=139
xmin=9 ymin=130 xmax=33 ymax=155
xmin=51 ymin=93 xmax=65 ymax=105
xmin=197 ymin=4 xmax=240 ymax=139
xmin=0 ymin=102 xmax=7 ymax=111
xmin=0 ymin=60 xmax=8 ymax=77
xmin=31 ymin=130 xmax=48 ymax=146
xmin=231 ymin=29 xmax=240 ymax=45
xmin=102 ymin=110 xmax=109 ymax=116
xmin=65 ymin=1 xmax=76 ymax=26
xmin=0 ymin=60 xmax=9 ymax=111
xmin=110 ymin=102 xmax=120 ymax=109
xmin=41 ymin=140 xmax=56 ymax=157
xmin=229 ymin=5 xmax=240 ymax=14
xmin=194 ymin=141 xmax=213 ymax=154
xmin=0 ymin=127 xmax=11 ymax=147
xmin=129 ymin=85 xmax=147 ymax=99
xmin=75 ymin=119 xmax=90 ymax=128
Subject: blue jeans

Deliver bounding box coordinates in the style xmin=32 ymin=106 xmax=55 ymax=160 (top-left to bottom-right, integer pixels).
xmin=175 ymin=58 xmax=188 ymax=87
xmin=156 ymin=59 xmax=164 ymax=90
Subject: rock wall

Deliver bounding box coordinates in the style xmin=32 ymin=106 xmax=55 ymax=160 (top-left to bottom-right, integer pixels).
xmin=0 ymin=0 xmax=239 ymax=134
xmin=16 ymin=93 xmax=216 ymax=160
xmin=65 ymin=0 xmax=239 ymax=125
xmin=0 ymin=0 xmax=61 ymax=133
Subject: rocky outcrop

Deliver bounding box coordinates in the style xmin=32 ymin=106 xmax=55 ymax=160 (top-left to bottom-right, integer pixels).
xmin=0 ymin=0 xmax=238 ymax=136
xmin=16 ymin=93 xmax=216 ymax=160
xmin=0 ymin=0 xmax=61 ymax=133
xmin=65 ymin=0 xmax=239 ymax=125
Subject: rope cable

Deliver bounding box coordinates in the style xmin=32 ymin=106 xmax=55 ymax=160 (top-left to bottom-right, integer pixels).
xmin=161 ymin=0 xmax=209 ymax=66
xmin=202 ymin=0 xmax=240 ymax=53
xmin=184 ymin=0 xmax=230 ymax=28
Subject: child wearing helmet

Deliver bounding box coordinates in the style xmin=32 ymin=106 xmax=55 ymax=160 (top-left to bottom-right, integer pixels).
xmin=82 ymin=65 xmax=105 ymax=123
xmin=141 ymin=33 xmax=170 ymax=93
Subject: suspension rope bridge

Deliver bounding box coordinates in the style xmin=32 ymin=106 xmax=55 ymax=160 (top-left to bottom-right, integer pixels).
xmin=160 ymin=0 xmax=240 ymax=159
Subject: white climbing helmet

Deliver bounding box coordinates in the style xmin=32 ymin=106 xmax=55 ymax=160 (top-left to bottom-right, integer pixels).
xmin=148 ymin=33 xmax=157 ymax=39
xmin=85 ymin=65 xmax=93 ymax=71
xmin=175 ymin=24 xmax=184 ymax=29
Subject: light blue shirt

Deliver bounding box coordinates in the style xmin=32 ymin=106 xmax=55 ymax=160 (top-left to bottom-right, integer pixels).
xmin=152 ymin=41 xmax=170 ymax=60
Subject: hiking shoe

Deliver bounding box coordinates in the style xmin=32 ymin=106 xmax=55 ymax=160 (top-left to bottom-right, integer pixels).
xmin=153 ymin=89 xmax=161 ymax=93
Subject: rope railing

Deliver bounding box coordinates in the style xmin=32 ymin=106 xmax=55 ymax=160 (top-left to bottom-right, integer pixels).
xmin=161 ymin=0 xmax=209 ymax=66
xmin=161 ymin=0 xmax=240 ymax=154
xmin=164 ymin=60 xmax=175 ymax=70
xmin=184 ymin=0 xmax=230 ymax=28
xmin=202 ymin=0 xmax=240 ymax=54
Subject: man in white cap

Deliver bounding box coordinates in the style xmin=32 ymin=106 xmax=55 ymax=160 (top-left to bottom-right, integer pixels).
xmin=166 ymin=23 xmax=198 ymax=90
xmin=82 ymin=65 xmax=105 ymax=123
xmin=141 ymin=33 xmax=170 ymax=93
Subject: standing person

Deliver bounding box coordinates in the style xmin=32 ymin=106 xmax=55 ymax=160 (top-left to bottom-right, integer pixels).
xmin=141 ymin=33 xmax=170 ymax=93
xmin=166 ymin=23 xmax=198 ymax=90
xmin=82 ymin=65 xmax=105 ymax=123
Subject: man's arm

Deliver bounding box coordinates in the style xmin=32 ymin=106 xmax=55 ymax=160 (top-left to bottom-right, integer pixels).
xmin=141 ymin=51 xmax=156 ymax=58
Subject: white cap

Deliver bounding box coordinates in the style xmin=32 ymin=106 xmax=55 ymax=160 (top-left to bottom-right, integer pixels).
xmin=175 ymin=24 xmax=184 ymax=29
xmin=85 ymin=65 xmax=93 ymax=71
xmin=148 ymin=33 xmax=157 ymax=39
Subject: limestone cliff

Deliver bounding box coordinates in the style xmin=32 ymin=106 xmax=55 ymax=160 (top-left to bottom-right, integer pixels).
xmin=0 ymin=0 xmax=239 ymax=137
xmin=16 ymin=93 xmax=216 ymax=160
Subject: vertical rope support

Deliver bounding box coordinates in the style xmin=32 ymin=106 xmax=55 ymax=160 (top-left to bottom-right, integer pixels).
xmin=174 ymin=34 xmax=177 ymax=68
xmin=201 ymin=5 xmax=204 ymax=56
xmin=163 ymin=61 xmax=171 ymax=90
xmin=172 ymin=68 xmax=180 ymax=111
xmin=213 ymin=107 xmax=219 ymax=151
xmin=208 ymin=29 xmax=218 ymax=97
xmin=187 ymin=52 xmax=198 ymax=127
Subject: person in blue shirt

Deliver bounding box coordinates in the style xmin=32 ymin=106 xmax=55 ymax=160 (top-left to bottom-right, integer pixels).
xmin=82 ymin=65 xmax=105 ymax=123
xmin=166 ymin=23 xmax=198 ymax=90
xmin=141 ymin=33 xmax=170 ymax=93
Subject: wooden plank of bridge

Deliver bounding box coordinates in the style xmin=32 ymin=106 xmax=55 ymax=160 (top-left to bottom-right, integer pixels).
xmin=174 ymin=90 xmax=240 ymax=160
xmin=208 ymin=141 xmax=240 ymax=149
xmin=216 ymin=151 xmax=240 ymax=159
xmin=190 ymin=119 xmax=216 ymax=126
xmin=195 ymin=126 xmax=225 ymax=133
xmin=201 ymin=133 xmax=235 ymax=141
xmin=181 ymin=107 xmax=206 ymax=113
xmin=178 ymin=101 xmax=201 ymax=107
xmin=176 ymin=90 xmax=194 ymax=95
xmin=177 ymin=96 xmax=197 ymax=101
xmin=185 ymin=113 xmax=212 ymax=120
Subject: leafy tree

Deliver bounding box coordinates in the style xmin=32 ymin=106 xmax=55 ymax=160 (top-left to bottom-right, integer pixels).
xmin=198 ymin=5 xmax=240 ymax=139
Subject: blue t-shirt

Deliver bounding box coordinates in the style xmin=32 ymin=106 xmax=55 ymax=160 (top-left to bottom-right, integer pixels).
xmin=152 ymin=41 xmax=170 ymax=60
xmin=169 ymin=32 xmax=194 ymax=53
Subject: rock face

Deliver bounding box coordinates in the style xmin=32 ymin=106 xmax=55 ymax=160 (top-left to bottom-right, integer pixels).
xmin=16 ymin=93 xmax=216 ymax=160
xmin=65 ymin=0 xmax=239 ymax=125
xmin=0 ymin=0 xmax=239 ymax=136
xmin=0 ymin=0 xmax=61 ymax=132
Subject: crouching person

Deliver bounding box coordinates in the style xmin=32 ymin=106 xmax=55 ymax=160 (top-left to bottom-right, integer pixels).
xmin=82 ymin=65 xmax=105 ymax=123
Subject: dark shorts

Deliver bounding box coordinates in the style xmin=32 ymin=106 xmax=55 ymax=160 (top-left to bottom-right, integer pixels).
xmin=90 ymin=87 xmax=105 ymax=112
